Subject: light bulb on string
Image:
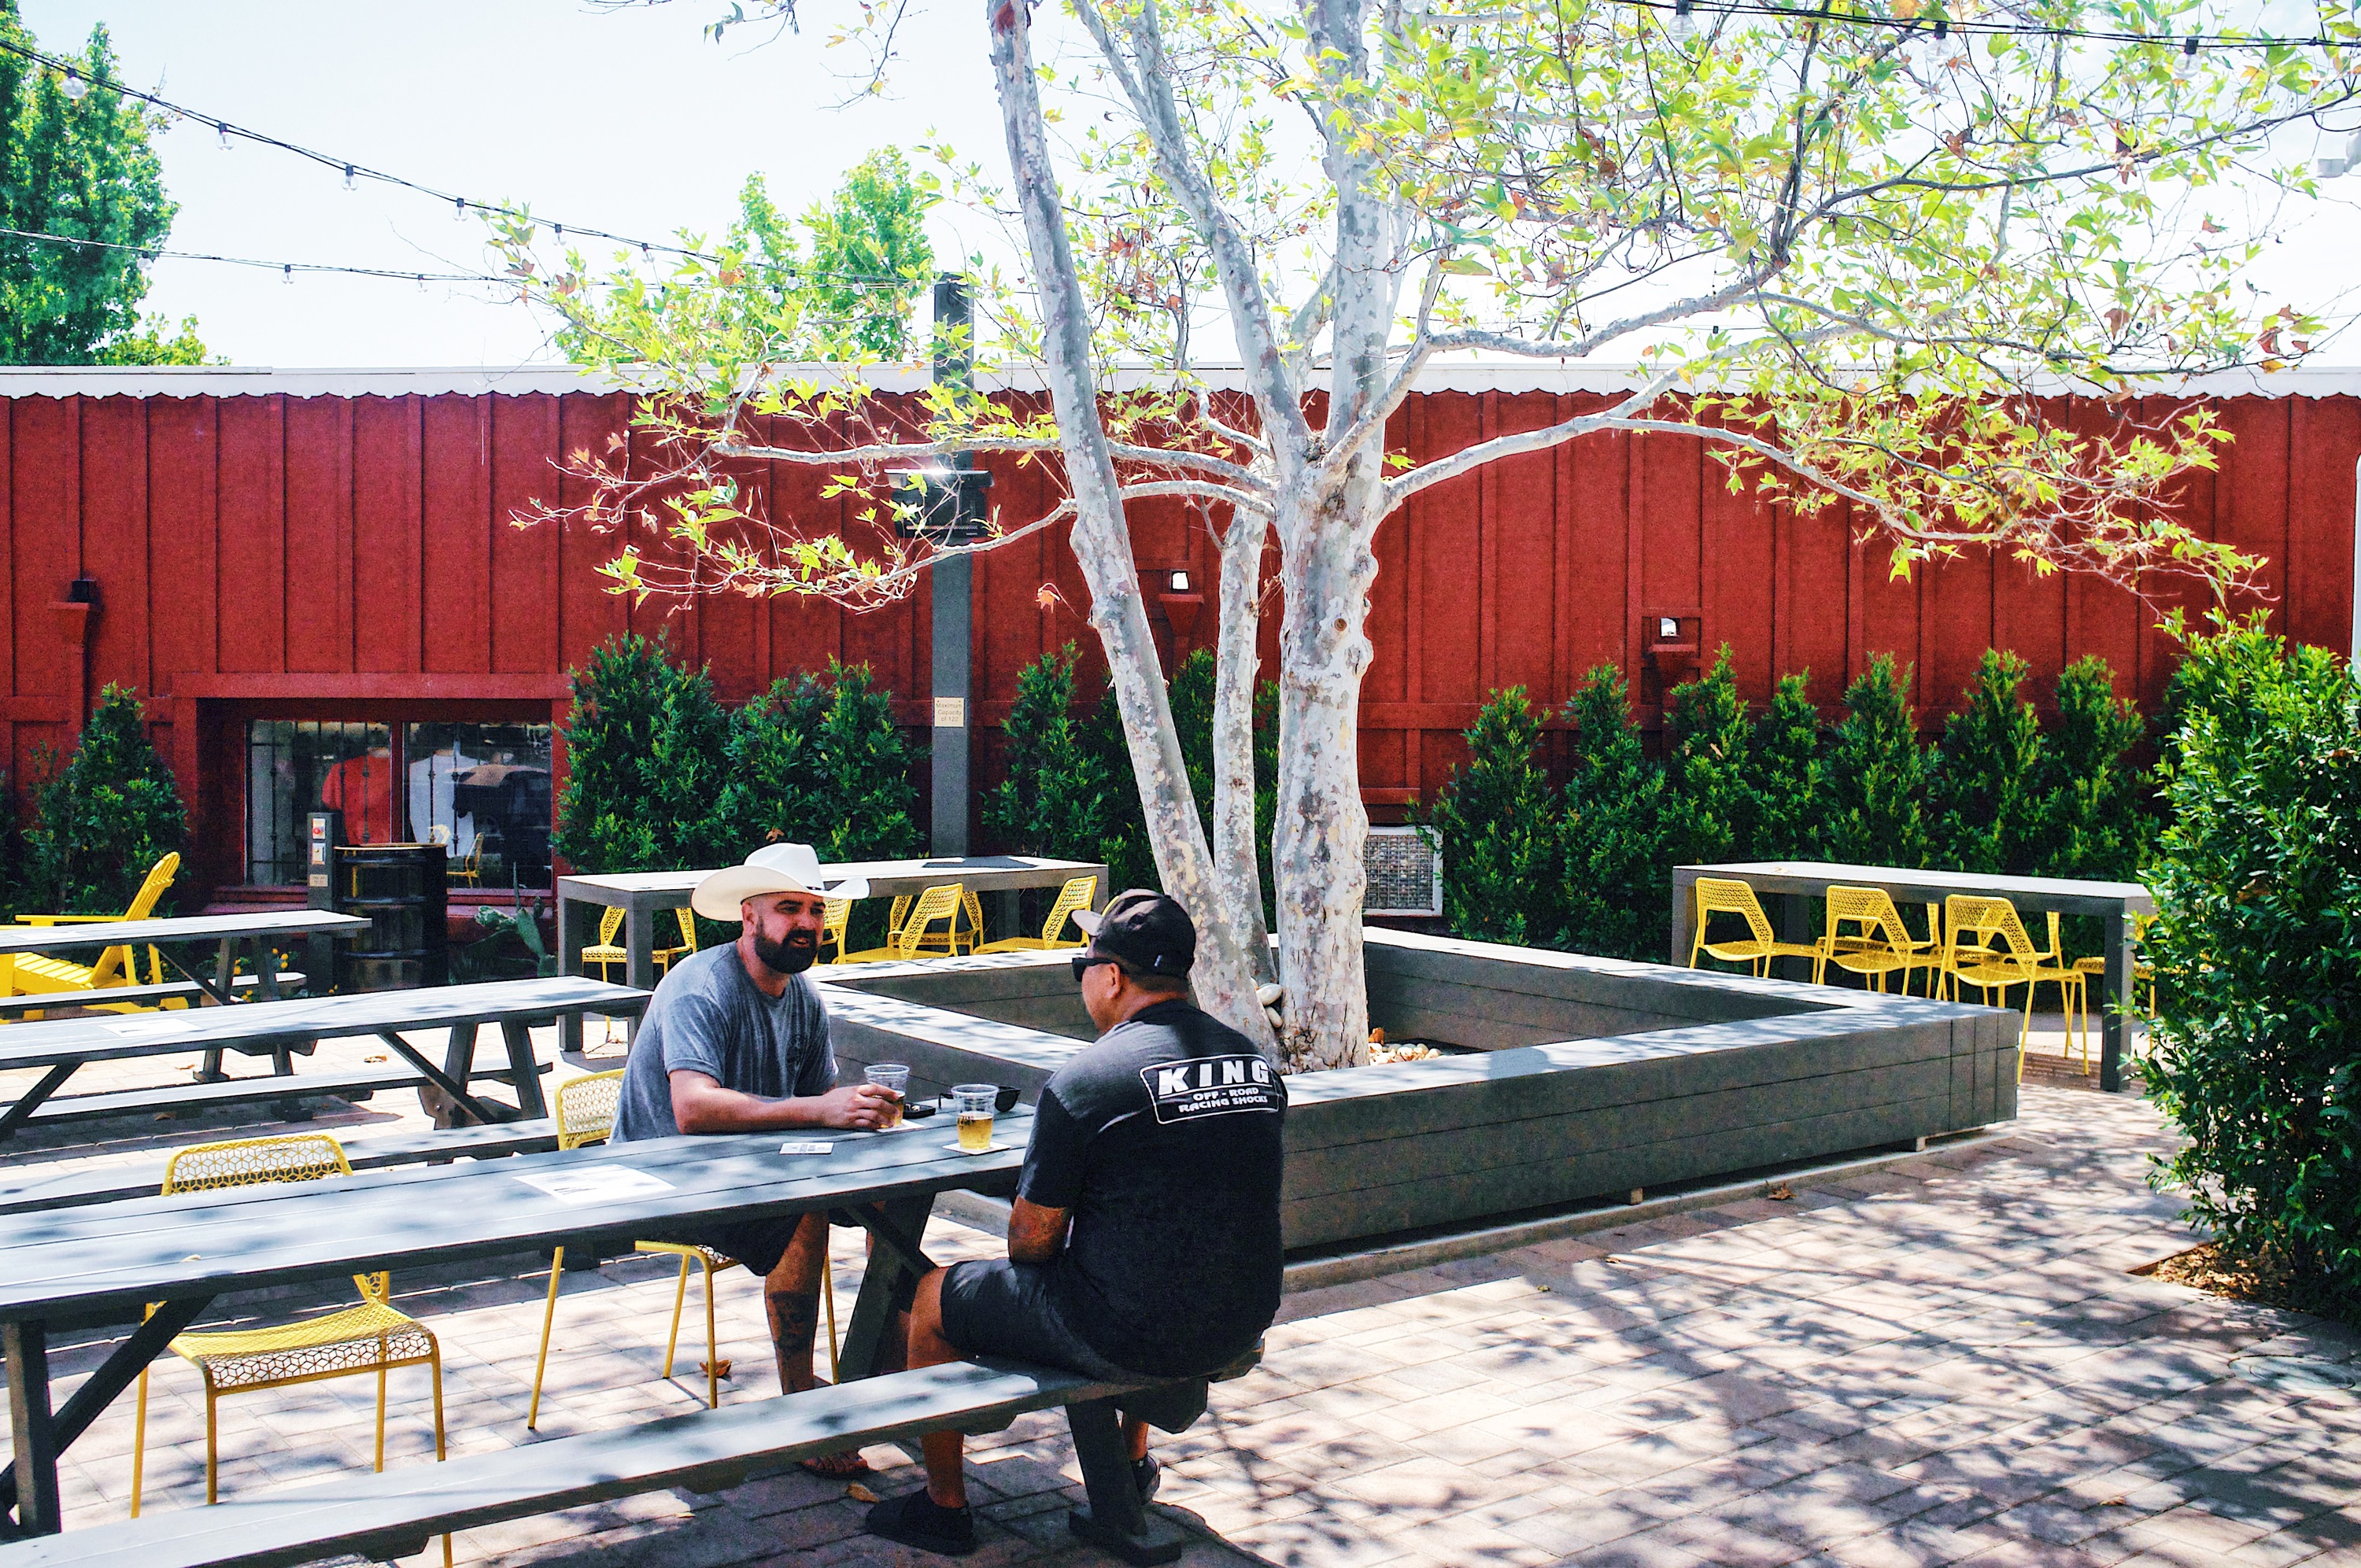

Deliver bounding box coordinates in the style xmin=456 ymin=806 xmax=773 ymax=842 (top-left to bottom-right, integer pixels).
xmin=2174 ymin=35 xmax=2197 ymax=83
xmin=217 ymin=124 xmax=232 ymax=151
xmin=282 ymin=264 xmax=294 ymax=286
xmin=60 ymin=69 xmax=86 ymax=101
xmin=453 ymin=197 xmax=467 ymax=222
xmin=1669 ymin=0 xmax=1696 ymax=43
xmin=343 ymin=164 xmax=357 ymax=192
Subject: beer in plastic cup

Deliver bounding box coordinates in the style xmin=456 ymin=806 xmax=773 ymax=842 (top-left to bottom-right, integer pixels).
xmin=954 ymin=1083 xmax=996 ymax=1152
xmin=866 ymin=1064 xmax=911 ymax=1129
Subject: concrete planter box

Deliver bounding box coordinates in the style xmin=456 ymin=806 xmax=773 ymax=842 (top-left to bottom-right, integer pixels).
xmin=818 ymin=929 xmax=2016 ymax=1253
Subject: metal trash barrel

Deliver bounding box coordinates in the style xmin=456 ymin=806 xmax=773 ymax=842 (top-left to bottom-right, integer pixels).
xmin=334 ymin=843 xmax=449 ymax=991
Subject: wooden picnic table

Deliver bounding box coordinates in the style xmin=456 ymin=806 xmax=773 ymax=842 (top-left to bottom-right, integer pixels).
xmin=0 ymin=910 xmax=367 ymax=1012
xmin=1672 ymin=861 xmax=2155 ymax=1092
xmin=0 ymin=976 xmax=648 ymax=1141
xmin=0 ymin=1110 xmax=1029 ymax=1540
xmin=554 ymin=856 xmax=1109 ymax=1047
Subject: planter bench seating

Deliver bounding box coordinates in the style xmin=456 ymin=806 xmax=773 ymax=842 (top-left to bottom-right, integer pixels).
xmin=0 ymin=1358 xmax=1236 ymax=1568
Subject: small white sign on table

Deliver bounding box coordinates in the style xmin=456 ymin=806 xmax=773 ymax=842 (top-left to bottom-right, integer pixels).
xmin=515 ymin=1166 xmax=675 ymax=1205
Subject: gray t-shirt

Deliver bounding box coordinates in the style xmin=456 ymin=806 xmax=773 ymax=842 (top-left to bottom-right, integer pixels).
xmin=611 ymin=944 xmax=837 ymax=1142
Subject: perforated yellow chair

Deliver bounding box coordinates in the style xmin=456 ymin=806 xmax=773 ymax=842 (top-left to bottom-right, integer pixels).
xmin=839 ymin=884 xmax=965 ymax=965
xmin=130 ymin=1134 xmax=447 ymax=1561
xmin=1816 ymin=885 xmax=1943 ymax=997
xmin=652 ymin=907 xmax=699 ymax=974
xmin=1942 ymin=895 xmax=2086 ymax=1079
xmin=2073 ymin=910 xmax=2159 ymax=1031
xmin=580 ymin=906 xmax=628 ymax=980
xmin=526 ymin=1071 xmax=840 ymax=1429
xmin=1687 ymin=876 xmax=1823 ymax=978
xmin=976 ymin=876 xmax=1097 ymax=954
xmin=8 ymin=852 xmax=181 ymax=1016
xmin=886 ymin=887 xmax=983 ymax=956
xmin=818 ymin=898 xmax=852 ymax=965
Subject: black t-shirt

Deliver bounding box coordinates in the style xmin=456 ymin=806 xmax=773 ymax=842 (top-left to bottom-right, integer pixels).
xmin=1018 ymin=998 xmax=1288 ymax=1378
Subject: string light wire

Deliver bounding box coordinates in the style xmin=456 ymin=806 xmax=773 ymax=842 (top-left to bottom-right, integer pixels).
xmin=0 ymin=223 xmax=508 ymax=285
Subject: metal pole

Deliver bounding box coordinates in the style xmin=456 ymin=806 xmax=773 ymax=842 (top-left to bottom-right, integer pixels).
xmin=930 ymin=274 xmax=975 ymax=858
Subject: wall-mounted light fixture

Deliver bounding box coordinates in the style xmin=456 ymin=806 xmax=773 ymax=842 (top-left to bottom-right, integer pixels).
xmin=1169 ymin=570 xmax=1191 ymax=593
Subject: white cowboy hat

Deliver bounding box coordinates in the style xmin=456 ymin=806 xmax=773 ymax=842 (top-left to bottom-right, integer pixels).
xmin=690 ymin=843 xmax=870 ymax=920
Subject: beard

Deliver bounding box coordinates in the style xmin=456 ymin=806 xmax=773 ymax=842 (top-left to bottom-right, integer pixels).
xmin=753 ymin=929 xmax=819 ymax=976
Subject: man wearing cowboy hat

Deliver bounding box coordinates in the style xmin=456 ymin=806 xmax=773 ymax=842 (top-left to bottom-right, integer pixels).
xmin=611 ymin=842 xmax=892 ymax=1474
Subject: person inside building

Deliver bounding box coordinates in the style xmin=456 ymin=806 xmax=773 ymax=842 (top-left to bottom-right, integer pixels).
xmin=611 ymin=841 xmax=894 ymax=1478
xmin=865 ymin=890 xmax=1290 ymax=1556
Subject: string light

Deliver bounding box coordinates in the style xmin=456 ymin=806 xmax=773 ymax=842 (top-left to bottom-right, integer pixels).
xmin=1671 ymin=0 xmax=1697 ymax=42
xmin=1611 ymin=0 xmax=2361 ymax=53
xmin=60 ymin=68 xmax=85 ymax=101
xmin=343 ymin=164 xmax=357 ymax=192
xmin=0 ymin=223 xmax=508 ymax=286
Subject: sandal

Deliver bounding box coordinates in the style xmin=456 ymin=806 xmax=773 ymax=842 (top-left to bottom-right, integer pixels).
xmin=797 ymin=1449 xmax=873 ymax=1479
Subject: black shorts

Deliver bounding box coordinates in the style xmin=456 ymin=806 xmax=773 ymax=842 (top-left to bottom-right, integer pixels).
xmin=688 ymin=1216 xmax=808 ymax=1278
xmin=938 ymin=1260 xmax=1144 ymax=1382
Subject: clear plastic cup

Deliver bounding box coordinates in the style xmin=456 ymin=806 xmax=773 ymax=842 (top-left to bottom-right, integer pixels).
xmin=866 ymin=1063 xmax=911 ymax=1129
xmin=953 ymin=1083 xmax=997 ymax=1152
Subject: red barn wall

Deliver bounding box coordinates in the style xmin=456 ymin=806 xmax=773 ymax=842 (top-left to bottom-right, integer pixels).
xmin=2 ymin=374 xmax=2352 ymax=900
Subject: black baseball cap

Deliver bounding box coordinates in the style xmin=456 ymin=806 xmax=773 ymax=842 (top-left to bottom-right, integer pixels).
xmin=1073 ymin=889 xmax=1196 ymax=978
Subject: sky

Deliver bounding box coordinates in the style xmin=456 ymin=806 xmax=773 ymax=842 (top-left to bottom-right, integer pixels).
xmin=20 ymin=0 xmax=1015 ymax=366
xmin=20 ymin=1 xmax=2361 ymax=367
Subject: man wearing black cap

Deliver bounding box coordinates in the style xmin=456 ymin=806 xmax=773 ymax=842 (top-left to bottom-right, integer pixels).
xmin=866 ymin=890 xmax=1288 ymax=1557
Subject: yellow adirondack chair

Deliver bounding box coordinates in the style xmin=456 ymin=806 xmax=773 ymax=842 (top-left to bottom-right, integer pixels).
xmin=975 ymin=876 xmax=1097 ymax=954
xmin=839 ymin=884 xmax=964 ymax=965
xmin=7 ymin=853 xmax=182 ymax=1016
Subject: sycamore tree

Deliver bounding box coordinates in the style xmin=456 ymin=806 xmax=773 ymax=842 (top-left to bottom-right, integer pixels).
xmin=496 ymin=0 xmax=2350 ymax=1070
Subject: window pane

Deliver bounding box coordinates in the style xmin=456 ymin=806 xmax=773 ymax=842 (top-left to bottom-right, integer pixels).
xmin=244 ymin=721 xmax=391 ymax=884
xmin=405 ymin=722 xmax=556 ymax=890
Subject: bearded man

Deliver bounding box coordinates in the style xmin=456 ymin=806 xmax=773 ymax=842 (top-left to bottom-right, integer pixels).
xmin=610 ymin=842 xmax=893 ymax=1476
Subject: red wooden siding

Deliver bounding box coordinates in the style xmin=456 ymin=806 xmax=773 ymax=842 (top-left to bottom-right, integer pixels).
xmin=2 ymin=383 xmax=2353 ymax=898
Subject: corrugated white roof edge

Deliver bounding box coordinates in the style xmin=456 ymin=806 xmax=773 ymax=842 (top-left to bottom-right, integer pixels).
xmin=4 ymin=361 xmax=2360 ymax=399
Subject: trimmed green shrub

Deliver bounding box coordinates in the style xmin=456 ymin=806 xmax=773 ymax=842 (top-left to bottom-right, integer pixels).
xmin=1749 ymin=673 xmax=1825 ymax=860
xmin=1931 ymin=649 xmax=2048 ymax=875
xmin=1822 ymin=655 xmax=1931 ymax=869
xmin=2040 ymin=655 xmax=2149 ymax=881
xmin=1424 ymin=688 xmax=1565 ymax=946
xmin=1561 ymin=665 xmax=1667 ymax=961
xmin=722 ymin=660 xmax=921 ymax=865
xmin=987 ymin=645 xmax=1121 ymax=861
xmin=554 ymin=634 xmax=735 ymax=874
xmin=1661 ymin=647 xmax=1753 ymax=867
xmin=21 ymin=684 xmax=185 ymax=914
xmin=2145 ymin=624 xmax=2361 ymax=1321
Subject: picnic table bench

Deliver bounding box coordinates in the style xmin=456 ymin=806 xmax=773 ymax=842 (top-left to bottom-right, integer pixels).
xmin=0 ymin=977 xmax=648 ymax=1141
xmin=0 ymin=910 xmax=365 ymax=1015
xmin=0 ymin=972 xmax=309 ymax=1020
xmin=0 ymin=1110 xmax=1214 ymax=1566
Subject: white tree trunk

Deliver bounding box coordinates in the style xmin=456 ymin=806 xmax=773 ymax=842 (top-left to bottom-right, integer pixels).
xmin=1211 ymin=509 xmax=1274 ymax=985
xmin=985 ymin=0 xmax=1276 ymax=1052
xmin=1269 ymin=475 xmax=1383 ymax=1070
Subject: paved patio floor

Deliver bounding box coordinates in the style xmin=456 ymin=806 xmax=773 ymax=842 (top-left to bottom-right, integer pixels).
xmin=9 ymin=1037 xmax=2359 ymax=1567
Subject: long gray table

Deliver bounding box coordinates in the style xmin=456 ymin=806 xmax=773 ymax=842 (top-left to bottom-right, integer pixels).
xmin=0 ymin=1111 xmax=1028 ymax=1539
xmin=555 ymin=856 xmax=1108 ymax=1047
xmin=1672 ymin=861 xmax=2154 ymax=1092
xmin=0 ymin=911 xmax=367 ymax=1012
xmin=0 ymin=977 xmax=648 ymax=1139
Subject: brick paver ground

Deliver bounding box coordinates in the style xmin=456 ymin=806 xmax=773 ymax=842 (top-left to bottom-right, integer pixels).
xmin=5 ymin=1023 xmax=2357 ymax=1567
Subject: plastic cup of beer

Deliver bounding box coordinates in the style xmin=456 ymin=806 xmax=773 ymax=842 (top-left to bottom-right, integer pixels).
xmin=953 ymin=1083 xmax=997 ymax=1153
xmin=866 ymin=1064 xmax=910 ymax=1129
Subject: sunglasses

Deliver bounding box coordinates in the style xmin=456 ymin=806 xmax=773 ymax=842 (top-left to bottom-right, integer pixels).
xmin=1070 ymin=953 xmax=1118 ymax=983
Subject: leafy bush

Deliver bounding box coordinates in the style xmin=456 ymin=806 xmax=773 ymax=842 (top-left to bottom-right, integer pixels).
xmin=1423 ymin=688 xmax=1564 ymax=946
xmin=1821 ymin=655 xmax=1931 ymax=868
xmin=987 ymin=645 xmax=1121 ymax=861
xmin=1561 ymin=665 xmax=1667 ymax=960
xmin=21 ymin=684 xmax=185 ymax=914
xmin=2040 ymin=655 xmax=2149 ymax=881
xmin=722 ymin=660 xmax=922 ymax=865
xmin=1931 ymin=649 xmax=2048 ymax=874
xmin=554 ymin=634 xmax=735 ymax=874
xmin=1661 ymin=647 xmax=1753 ymax=867
xmin=2145 ymin=624 xmax=2361 ymax=1320
xmin=1749 ymin=673 xmax=1824 ymax=859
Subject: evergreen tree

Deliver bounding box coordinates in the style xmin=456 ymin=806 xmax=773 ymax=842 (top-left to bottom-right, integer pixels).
xmin=985 ymin=646 xmax=1118 ymax=861
xmin=1822 ymin=655 xmax=1931 ymax=868
xmin=1661 ymin=647 xmax=1753 ymax=866
xmin=725 ymin=661 xmax=920 ymax=865
xmin=555 ymin=635 xmax=735 ymax=874
xmin=1931 ymin=649 xmax=2048 ymax=873
xmin=1560 ymin=665 xmax=1667 ymax=959
xmin=1423 ymin=688 xmax=1564 ymax=946
xmin=2040 ymin=655 xmax=2149 ymax=880
xmin=1749 ymin=673 xmax=1825 ymax=859
xmin=22 ymin=684 xmax=185 ymax=913
xmin=2 ymin=6 xmax=210 ymax=363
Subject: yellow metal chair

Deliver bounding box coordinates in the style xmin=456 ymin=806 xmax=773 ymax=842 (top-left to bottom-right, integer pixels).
xmin=2070 ymin=911 xmax=2157 ymax=1072
xmin=976 ymin=876 xmax=1097 ymax=954
xmin=840 ymin=884 xmax=965 ymax=965
xmin=652 ymin=907 xmax=700 ymax=974
xmin=130 ymin=1134 xmax=448 ymax=1562
xmin=1942 ymin=895 xmax=2086 ymax=1079
xmin=8 ymin=852 xmax=181 ymax=1016
xmin=1815 ymin=885 xmax=1942 ymax=997
xmin=818 ymin=898 xmax=852 ymax=965
xmin=580 ymin=906 xmax=629 ymax=981
xmin=527 ymin=1072 xmax=840 ymax=1430
xmin=1686 ymin=876 xmax=1823 ymax=978
xmin=888 ymin=887 xmax=982 ymax=956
